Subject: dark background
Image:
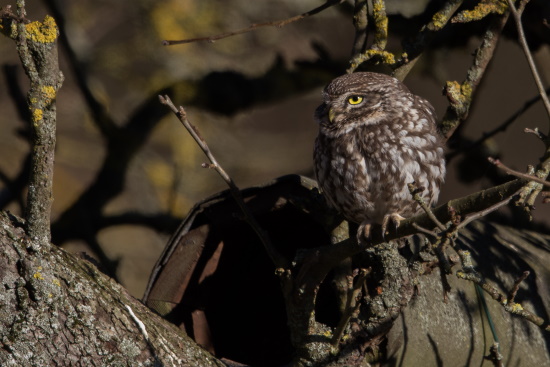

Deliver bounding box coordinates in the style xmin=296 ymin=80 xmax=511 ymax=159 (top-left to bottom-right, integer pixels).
xmin=1 ymin=0 xmax=549 ymax=297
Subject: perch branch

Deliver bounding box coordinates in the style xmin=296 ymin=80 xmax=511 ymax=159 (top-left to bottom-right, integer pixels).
xmin=158 ymin=95 xmax=288 ymax=269
xmin=163 ymin=0 xmax=345 ymax=45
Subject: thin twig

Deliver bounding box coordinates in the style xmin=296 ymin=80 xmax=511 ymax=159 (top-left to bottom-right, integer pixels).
xmin=504 ymin=0 xmax=550 ymax=212
xmin=408 ymin=182 xmax=446 ymax=231
xmin=456 ymin=269 xmax=550 ymax=332
xmin=163 ymin=0 xmax=345 ymax=45
xmin=158 ymin=95 xmax=288 ymax=269
xmin=506 ymin=0 xmax=550 ymax=125
xmin=412 ymin=223 xmax=439 ymax=237
xmin=488 ymin=157 xmax=550 ymax=188
xmin=447 ymin=88 xmax=550 ymax=161
xmin=458 ymin=186 xmax=523 ymax=229
xmin=524 ymin=127 xmax=547 ymax=140
xmin=485 ymin=342 xmax=504 ymax=367
xmin=508 ymin=271 xmax=530 ymax=303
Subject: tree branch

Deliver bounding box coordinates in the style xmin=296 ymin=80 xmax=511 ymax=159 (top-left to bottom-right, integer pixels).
xmin=392 ymin=0 xmax=464 ymax=81
xmin=2 ymin=1 xmax=64 ymax=246
xmin=440 ymin=10 xmax=510 ymax=139
xmin=348 ymin=0 xmax=396 ymax=72
xmin=457 ymin=264 xmax=550 ymax=332
xmin=162 ymin=0 xmax=345 ymax=46
xmin=158 ymin=95 xmax=288 ymax=269
xmin=489 ymin=157 xmax=550 ymax=187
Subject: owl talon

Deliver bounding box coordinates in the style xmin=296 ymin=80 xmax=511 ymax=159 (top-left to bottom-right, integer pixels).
xmin=357 ymin=222 xmax=372 ymax=246
xmin=381 ymin=213 xmax=405 ymax=238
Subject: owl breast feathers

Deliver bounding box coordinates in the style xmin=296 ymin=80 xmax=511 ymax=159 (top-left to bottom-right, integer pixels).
xmin=313 ymin=72 xmax=446 ymax=229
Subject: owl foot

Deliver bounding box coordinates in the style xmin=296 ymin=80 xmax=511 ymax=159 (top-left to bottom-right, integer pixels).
xmin=381 ymin=213 xmax=405 ymax=239
xmin=357 ymin=222 xmax=372 ymax=247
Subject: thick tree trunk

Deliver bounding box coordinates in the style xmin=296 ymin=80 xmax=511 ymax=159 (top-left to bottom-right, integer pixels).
xmin=0 ymin=211 xmax=224 ymax=367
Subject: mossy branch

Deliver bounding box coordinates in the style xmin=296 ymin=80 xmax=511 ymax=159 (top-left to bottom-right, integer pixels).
xmin=1 ymin=1 xmax=64 ymax=246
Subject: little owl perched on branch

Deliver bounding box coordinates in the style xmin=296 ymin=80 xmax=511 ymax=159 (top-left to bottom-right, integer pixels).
xmin=313 ymin=72 xmax=445 ymax=239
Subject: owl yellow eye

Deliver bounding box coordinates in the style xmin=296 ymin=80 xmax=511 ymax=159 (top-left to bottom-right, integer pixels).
xmin=347 ymin=95 xmax=364 ymax=105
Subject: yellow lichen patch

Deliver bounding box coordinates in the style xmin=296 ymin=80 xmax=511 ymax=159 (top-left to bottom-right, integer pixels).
xmin=445 ymin=81 xmax=465 ymax=105
xmin=40 ymin=85 xmax=57 ymax=104
xmin=323 ymin=330 xmax=332 ymax=337
xmin=52 ymin=278 xmax=61 ymax=287
xmin=372 ymin=0 xmax=386 ymax=14
xmin=452 ymin=0 xmax=507 ymax=23
xmin=432 ymin=12 xmax=449 ymax=30
xmin=460 ymin=82 xmax=473 ymax=100
xmin=25 ymin=15 xmax=58 ymax=43
xmin=32 ymin=109 xmax=43 ymax=122
xmin=509 ymin=303 xmax=524 ymax=313
xmin=364 ymin=49 xmax=396 ymax=65
xmin=33 ymin=272 xmax=44 ymax=280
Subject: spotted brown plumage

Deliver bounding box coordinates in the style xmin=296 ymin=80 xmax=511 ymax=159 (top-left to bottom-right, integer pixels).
xmin=313 ymin=72 xmax=445 ymax=238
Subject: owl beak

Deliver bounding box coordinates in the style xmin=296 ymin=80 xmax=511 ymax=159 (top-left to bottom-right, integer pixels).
xmin=328 ymin=107 xmax=336 ymax=123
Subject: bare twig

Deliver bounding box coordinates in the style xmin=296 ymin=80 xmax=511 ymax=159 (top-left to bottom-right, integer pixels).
xmin=447 ymin=88 xmax=550 ymax=161
xmin=524 ymin=127 xmax=547 ymax=140
xmin=163 ymin=0 xmax=345 ymax=46
xmin=508 ymin=271 xmax=530 ymax=304
xmin=457 ymin=186 xmax=523 ymax=229
xmin=506 ymin=0 xmax=550 ymax=124
xmin=501 ymin=0 xmax=550 ymax=213
xmin=412 ymin=223 xmax=439 ymax=237
xmin=456 ymin=269 xmax=550 ymax=332
xmin=408 ymin=182 xmax=446 ymax=231
xmin=158 ymin=95 xmax=288 ymax=269
xmin=488 ymin=157 xmax=550 ymax=188
xmin=485 ymin=342 xmax=504 ymax=367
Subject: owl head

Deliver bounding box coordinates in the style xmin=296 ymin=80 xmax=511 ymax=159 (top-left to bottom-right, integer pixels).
xmin=314 ymin=72 xmax=411 ymax=137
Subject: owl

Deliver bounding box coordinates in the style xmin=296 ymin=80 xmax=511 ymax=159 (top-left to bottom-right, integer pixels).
xmin=313 ymin=72 xmax=445 ymax=239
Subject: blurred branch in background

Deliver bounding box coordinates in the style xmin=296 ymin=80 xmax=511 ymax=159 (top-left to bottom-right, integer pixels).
xmin=161 ymin=0 xmax=345 ymax=46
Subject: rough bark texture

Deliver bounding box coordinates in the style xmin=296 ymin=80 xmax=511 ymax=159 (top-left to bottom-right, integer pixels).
xmin=142 ymin=176 xmax=550 ymax=366
xmin=387 ymin=220 xmax=550 ymax=366
xmin=0 ymin=211 xmax=225 ymax=367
